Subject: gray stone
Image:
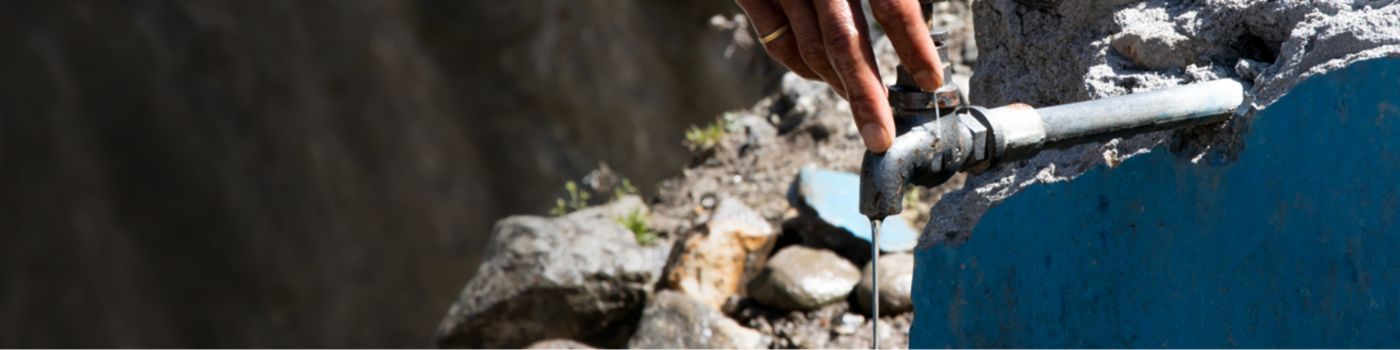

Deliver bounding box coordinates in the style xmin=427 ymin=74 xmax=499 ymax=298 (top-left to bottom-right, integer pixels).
xmin=628 ymin=291 xmax=768 ymax=349
xmin=746 ymin=246 xmax=861 ymax=311
xmin=524 ymin=339 xmax=594 ymax=349
xmin=1110 ymin=23 xmax=1203 ymax=70
xmin=856 ymin=253 xmax=916 ymax=315
xmin=433 ymin=197 xmax=669 ymax=348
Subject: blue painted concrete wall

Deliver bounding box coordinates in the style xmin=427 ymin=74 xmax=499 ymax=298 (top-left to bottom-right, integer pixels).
xmin=912 ymin=58 xmax=1400 ymax=348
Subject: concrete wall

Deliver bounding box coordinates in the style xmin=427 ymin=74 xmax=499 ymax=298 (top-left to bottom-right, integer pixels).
xmin=912 ymin=58 xmax=1400 ymax=347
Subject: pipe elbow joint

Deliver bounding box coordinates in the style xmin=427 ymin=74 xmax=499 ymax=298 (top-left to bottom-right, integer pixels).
xmin=859 ymin=124 xmax=962 ymax=219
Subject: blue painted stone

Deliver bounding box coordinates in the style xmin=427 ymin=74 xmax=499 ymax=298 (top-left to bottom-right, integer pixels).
xmin=795 ymin=167 xmax=918 ymax=252
xmin=911 ymin=58 xmax=1400 ymax=347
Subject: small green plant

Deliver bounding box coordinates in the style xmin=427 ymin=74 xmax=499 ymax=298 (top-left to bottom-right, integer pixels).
xmin=551 ymin=181 xmax=592 ymax=216
xmin=617 ymin=208 xmax=656 ymax=245
xmin=612 ymin=179 xmax=639 ymax=201
xmin=548 ymin=177 xmax=656 ymax=244
xmin=551 ymin=177 xmax=642 ymax=216
xmin=684 ymin=117 xmax=729 ymax=150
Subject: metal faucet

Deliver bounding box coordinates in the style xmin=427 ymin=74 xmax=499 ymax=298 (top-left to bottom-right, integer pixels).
xmin=857 ymin=48 xmax=1247 ymax=222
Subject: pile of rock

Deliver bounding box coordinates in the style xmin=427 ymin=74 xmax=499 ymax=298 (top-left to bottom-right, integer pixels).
xmin=434 ymin=179 xmax=929 ymax=348
xmin=668 ymin=181 xmax=927 ymax=348
xmin=432 ymin=1 xmax=981 ymax=346
xmin=738 ymin=246 xmax=918 ymax=349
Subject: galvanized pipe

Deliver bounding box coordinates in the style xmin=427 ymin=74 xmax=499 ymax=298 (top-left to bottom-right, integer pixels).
xmin=861 ymin=79 xmax=1247 ymax=221
xmin=1036 ymin=79 xmax=1246 ymax=146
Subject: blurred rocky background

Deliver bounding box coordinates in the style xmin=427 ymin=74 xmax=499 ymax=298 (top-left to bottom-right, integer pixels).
xmin=0 ymin=0 xmax=781 ymax=347
xmin=426 ymin=0 xmax=1400 ymax=347
xmin=432 ymin=0 xmax=979 ymax=348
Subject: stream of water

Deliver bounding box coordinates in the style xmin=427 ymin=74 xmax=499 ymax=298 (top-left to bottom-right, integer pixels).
xmin=870 ymin=218 xmax=882 ymax=349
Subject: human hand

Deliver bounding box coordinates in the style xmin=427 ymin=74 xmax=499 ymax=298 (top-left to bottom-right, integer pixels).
xmin=736 ymin=0 xmax=945 ymax=152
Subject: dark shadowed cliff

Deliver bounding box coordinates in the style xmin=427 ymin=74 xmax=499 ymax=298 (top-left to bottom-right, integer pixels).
xmin=0 ymin=1 xmax=778 ymax=347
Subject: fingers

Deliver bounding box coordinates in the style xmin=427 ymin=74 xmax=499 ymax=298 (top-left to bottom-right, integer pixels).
xmin=777 ymin=0 xmax=845 ymax=97
xmin=814 ymin=0 xmax=893 ymax=152
xmin=735 ymin=0 xmax=820 ymax=80
xmin=869 ymin=0 xmax=945 ymax=91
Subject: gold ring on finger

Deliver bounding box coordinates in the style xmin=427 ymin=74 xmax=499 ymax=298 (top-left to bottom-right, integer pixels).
xmin=760 ymin=24 xmax=790 ymax=44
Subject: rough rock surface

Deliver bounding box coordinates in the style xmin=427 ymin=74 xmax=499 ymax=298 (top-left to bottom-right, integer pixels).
xmin=433 ymin=197 xmax=669 ymax=348
xmin=628 ymin=291 xmax=769 ymax=349
xmin=924 ymin=0 xmax=1400 ymax=247
xmin=747 ymin=246 xmax=862 ymax=311
xmin=665 ymin=197 xmax=777 ymax=310
xmin=857 ymin=253 xmax=916 ymax=315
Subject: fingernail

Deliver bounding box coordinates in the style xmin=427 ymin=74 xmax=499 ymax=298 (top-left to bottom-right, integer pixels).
xmin=913 ymin=69 xmax=943 ymax=92
xmin=861 ymin=123 xmax=892 ymax=153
